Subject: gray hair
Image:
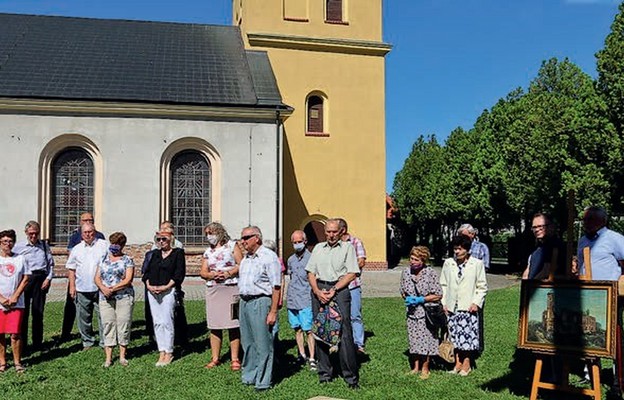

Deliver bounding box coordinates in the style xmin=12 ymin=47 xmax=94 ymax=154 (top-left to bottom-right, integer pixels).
xmin=457 ymin=223 xmax=477 ymax=235
xmin=24 ymin=220 xmax=40 ymax=231
xmin=244 ymin=225 xmax=263 ymax=241
xmin=291 ymin=230 xmax=307 ymax=241
xmin=336 ymin=218 xmax=348 ymax=232
xmin=81 ymin=222 xmax=95 ymax=233
xmin=263 ymin=239 xmax=277 ymax=253
xmin=325 ymin=218 xmax=341 ymax=230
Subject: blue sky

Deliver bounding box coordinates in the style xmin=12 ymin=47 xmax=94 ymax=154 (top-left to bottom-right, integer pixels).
xmin=0 ymin=0 xmax=620 ymax=192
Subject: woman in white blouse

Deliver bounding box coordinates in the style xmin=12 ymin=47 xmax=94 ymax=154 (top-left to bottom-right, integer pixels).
xmin=200 ymin=222 xmax=243 ymax=371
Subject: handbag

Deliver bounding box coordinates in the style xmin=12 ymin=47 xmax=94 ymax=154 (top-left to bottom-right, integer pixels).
xmin=423 ymin=302 xmax=447 ymax=330
xmin=438 ymin=331 xmax=455 ymax=364
xmin=411 ymin=276 xmax=447 ymax=329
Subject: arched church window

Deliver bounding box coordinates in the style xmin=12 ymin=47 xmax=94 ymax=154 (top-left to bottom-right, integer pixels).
xmin=307 ymin=95 xmax=324 ymax=133
xmin=51 ymin=148 xmax=94 ymax=243
xmin=170 ymin=150 xmax=211 ymax=245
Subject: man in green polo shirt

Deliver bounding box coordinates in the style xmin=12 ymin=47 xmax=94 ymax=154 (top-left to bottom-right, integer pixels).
xmin=306 ymin=218 xmax=360 ymax=389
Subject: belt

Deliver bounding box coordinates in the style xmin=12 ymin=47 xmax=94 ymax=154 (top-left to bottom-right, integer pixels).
xmin=317 ymin=280 xmax=338 ymax=286
xmin=30 ymin=269 xmax=48 ymax=275
xmin=240 ymin=294 xmax=270 ymax=301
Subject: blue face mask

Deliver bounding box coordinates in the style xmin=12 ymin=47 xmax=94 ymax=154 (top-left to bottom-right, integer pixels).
xmin=109 ymin=244 xmax=122 ymax=255
xmin=293 ymin=242 xmax=305 ymax=252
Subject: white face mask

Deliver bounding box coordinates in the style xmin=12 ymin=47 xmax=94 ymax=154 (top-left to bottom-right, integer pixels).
xmin=206 ymin=235 xmax=219 ymax=245
xmin=293 ymin=242 xmax=305 ymax=252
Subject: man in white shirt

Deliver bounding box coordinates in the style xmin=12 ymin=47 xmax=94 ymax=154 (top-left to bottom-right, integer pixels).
xmin=66 ymin=223 xmax=108 ymax=348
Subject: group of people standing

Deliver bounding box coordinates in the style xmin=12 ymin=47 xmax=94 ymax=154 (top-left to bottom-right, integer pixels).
xmin=400 ymin=228 xmax=489 ymax=379
xmin=0 ymin=213 xmax=369 ymax=392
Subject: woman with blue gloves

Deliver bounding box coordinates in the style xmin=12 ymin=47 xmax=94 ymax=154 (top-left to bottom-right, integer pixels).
xmin=399 ymin=246 xmax=442 ymax=378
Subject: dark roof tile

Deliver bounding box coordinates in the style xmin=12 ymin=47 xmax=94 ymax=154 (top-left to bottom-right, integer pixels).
xmin=0 ymin=13 xmax=286 ymax=108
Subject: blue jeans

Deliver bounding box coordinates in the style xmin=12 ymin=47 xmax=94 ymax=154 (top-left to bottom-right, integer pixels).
xmin=240 ymin=296 xmax=274 ymax=389
xmin=350 ymin=287 xmax=364 ymax=348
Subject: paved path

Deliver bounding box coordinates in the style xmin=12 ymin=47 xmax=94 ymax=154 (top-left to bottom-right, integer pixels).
xmin=46 ymin=265 xmax=520 ymax=302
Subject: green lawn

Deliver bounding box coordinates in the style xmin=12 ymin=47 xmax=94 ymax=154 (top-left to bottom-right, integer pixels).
xmin=0 ymin=285 xmax=613 ymax=399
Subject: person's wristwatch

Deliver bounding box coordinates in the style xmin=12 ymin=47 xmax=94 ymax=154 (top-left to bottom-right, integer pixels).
xmin=331 ymin=286 xmax=338 ymax=292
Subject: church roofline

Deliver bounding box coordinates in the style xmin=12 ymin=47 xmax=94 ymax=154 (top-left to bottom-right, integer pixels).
xmin=247 ymin=32 xmax=392 ymax=56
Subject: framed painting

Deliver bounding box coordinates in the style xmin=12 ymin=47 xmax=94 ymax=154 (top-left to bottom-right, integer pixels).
xmin=517 ymin=280 xmax=617 ymax=358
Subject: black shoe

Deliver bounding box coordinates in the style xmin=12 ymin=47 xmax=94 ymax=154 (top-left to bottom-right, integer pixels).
xmin=255 ymin=387 xmax=271 ymax=392
xmin=348 ymin=383 xmax=360 ymax=390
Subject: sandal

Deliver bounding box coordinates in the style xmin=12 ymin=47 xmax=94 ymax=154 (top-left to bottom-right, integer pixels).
xmin=14 ymin=364 xmax=25 ymax=373
xmin=231 ymin=359 xmax=241 ymax=371
xmin=205 ymin=359 xmax=221 ymax=369
xmin=0 ymin=364 xmax=6 ymax=373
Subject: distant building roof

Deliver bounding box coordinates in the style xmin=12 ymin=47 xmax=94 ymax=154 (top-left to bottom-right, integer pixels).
xmin=0 ymin=13 xmax=287 ymax=109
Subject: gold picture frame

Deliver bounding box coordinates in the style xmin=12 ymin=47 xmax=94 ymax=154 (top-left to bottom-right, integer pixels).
xmin=517 ymin=280 xmax=617 ymax=358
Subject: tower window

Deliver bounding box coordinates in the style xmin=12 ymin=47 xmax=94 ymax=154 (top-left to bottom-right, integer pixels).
xmin=326 ymin=0 xmax=343 ymax=22
xmin=307 ymin=95 xmax=324 ymax=134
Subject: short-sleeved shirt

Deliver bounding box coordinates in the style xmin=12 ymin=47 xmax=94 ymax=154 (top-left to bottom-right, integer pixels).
xmin=0 ymin=254 xmax=30 ymax=311
xmin=202 ymin=241 xmax=238 ymax=287
xmin=344 ymin=235 xmax=366 ymax=290
xmin=305 ymin=241 xmax=360 ymax=282
xmin=238 ymin=246 xmax=282 ymax=297
xmin=470 ymin=240 xmax=490 ymax=270
xmin=98 ymin=254 xmax=135 ymax=300
xmin=578 ymin=227 xmax=624 ymax=281
xmin=66 ymin=238 xmax=109 ymax=292
xmin=13 ymin=239 xmax=54 ymax=281
xmin=286 ymin=249 xmax=312 ymax=310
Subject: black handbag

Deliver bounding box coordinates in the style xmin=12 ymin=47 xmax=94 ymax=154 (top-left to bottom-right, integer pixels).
xmin=423 ymin=302 xmax=447 ymax=329
xmin=412 ymin=277 xmax=447 ymax=329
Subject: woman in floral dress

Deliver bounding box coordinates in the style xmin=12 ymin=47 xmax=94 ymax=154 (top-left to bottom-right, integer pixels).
xmin=400 ymin=245 xmax=442 ymax=379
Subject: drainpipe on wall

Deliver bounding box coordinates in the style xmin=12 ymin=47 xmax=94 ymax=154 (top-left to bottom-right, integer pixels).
xmin=275 ymin=109 xmax=283 ymax=256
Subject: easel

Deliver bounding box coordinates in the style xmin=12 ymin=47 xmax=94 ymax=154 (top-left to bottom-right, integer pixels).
xmin=529 ymin=192 xmax=603 ymax=399
xmin=529 ymin=247 xmax=602 ymax=400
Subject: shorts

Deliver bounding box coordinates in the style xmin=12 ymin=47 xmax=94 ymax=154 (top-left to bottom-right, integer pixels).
xmin=288 ymin=307 xmax=313 ymax=332
xmin=0 ymin=308 xmax=24 ymax=334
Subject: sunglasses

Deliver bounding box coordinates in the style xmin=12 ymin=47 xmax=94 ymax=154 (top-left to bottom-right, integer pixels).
xmin=155 ymin=237 xmax=170 ymax=242
xmin=241 ymin=234 xmax=257 ymax=241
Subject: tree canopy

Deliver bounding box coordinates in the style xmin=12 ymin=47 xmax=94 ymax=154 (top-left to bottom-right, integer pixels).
xmin=393 ymin=21 xmax=624 ymax=249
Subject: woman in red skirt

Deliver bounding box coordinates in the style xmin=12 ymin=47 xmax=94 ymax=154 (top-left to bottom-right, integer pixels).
xmin=0 ymin=229 xmax=30 ymax=373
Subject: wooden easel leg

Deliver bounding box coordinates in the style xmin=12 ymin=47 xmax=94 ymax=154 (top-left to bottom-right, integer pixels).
xmin=530 ymin=358 xmax=543 ymax=400
xmin=591 ymin=361 xmax=601 ymax=400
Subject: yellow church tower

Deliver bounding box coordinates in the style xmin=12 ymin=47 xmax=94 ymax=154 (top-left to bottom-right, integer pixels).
xmin=234 ymin=0 xmax=391 ymax=268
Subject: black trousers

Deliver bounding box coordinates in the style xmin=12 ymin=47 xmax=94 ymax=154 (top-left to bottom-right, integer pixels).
xmin=312 ymin=281 xmax=359 ymax=385
xmin=20 ymin=271 xmax=48 ymax=348
xmin=61 ymin=283 xmax=76 ymax=339
xmin=144 ymin=286 xmax=154 ymax=342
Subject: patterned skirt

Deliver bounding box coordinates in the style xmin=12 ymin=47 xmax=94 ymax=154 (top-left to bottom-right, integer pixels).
xmin=448 ymin=311 xmax=480 ymax=351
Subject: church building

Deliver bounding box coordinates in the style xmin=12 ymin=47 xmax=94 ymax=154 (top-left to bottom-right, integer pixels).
xmin=0 ymin=1 xmax=390 ymax=268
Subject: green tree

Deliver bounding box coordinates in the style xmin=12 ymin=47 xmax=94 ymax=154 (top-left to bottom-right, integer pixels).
xmin=597 ymin=1 xmax=624 ymax=134
xmin=596 ymin=1 xmax=624 ymax=212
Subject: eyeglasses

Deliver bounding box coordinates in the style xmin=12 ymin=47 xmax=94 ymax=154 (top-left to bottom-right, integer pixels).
xmin=81 ymin=218 xmax=94 ymax=222
xmin=241 ymin=234 xmax=257 ymax=241
xmin=0 ymin=239 xmax=14 ymax=244
xmin=531 ymin=224 xmax=549 ymax=231
xmin=155 ymin=237 xmax=170 ymax=242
